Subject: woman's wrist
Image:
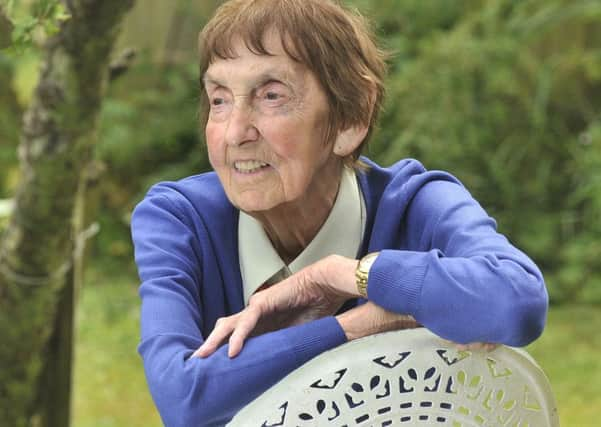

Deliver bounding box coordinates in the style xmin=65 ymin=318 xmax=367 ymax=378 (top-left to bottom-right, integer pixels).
xmin=355 ymin=252 xmax=379 ymax=297
xmin=323 ymin=254 xmax=362 ymax=297
xmin=336 ymin=302 xmax=420 ymax=342
xmin=335 ymin=308 xmax=363 ymax=341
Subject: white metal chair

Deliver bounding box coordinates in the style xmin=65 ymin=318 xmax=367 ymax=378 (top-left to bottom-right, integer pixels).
xmin=229 ymin=328 xmax=558 ymax=426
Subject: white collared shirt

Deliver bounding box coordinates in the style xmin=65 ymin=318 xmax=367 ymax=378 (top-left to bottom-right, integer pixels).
xmin=238 ymin=167 xmax=366 ymax=305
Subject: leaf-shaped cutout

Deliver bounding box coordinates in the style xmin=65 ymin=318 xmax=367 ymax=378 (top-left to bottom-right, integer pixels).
xmin=503 ymin=400 xmax=516 ymax=411
xmin=469 ymin=375 xmax=482 ymax=387
xmin=352 ymin=382 xmax=364 ymax=392
xmin=316 ymin=400 xmax=326 ymax=414
xmin=370 ymin=375 xmax=381 ymax=389
xmin=298 ymin=413 xmax=313 ymax=420
xmin=408 ymin=369 xmax=418 ymax=380
xmin=425 ymin=367 xmax=436 ymax=379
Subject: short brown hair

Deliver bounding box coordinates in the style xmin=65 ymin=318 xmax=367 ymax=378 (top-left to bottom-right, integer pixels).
xmin=198 ymin=0 xmax=387 ymax=164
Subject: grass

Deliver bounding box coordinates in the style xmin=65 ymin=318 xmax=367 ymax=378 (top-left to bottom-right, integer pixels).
xmin=73 ymin=267 xmax=601 ymax=426
xmin=526 ymin=305 xmax=601 ymax=425
xmin=72 ymin=266 xmax=162 ymax=427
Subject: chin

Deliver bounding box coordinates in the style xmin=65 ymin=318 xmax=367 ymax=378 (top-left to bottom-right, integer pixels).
xmin=227 ymin=185 xmax=296 ymax=214
xmin=232 ymin=196 xmax=278 ymax=214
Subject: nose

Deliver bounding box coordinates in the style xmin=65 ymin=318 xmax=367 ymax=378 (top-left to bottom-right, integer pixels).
xmin=225 ymin=100 xmax=259 ymax=146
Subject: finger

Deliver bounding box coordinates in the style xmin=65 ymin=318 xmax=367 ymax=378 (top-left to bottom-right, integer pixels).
xmin=444 ymin=340 xmax=469 ymax=351
xmin=483 ymin=343 xmax=499 ymax=352
xmin=466 ymin=342 xmax=492 ymax=351
xmin=250 ymin=281 xmax=307 ymax=318
xmin=454 ymin=342 xmax=499 ymax=352
xmin=193 ymin=317 xmax=237 ymax=358
xmin=228 ymin=307 xmax=261 ymax=358
xmin=455 ymin=343 xmax=480 ymax=351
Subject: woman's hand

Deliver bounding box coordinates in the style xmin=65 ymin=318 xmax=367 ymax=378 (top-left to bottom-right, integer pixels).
xmin=193 ymin=255 xmax=359 ymax=358
xmin=336 ymin=301 xmax=420 ymax=341
xmin=191 ymin=253 xmax=495 ymax=358
xmin=451 ymin=342 xmax=499 ymax=352
xmin=336 ymin=303 xmax=496 ymax=350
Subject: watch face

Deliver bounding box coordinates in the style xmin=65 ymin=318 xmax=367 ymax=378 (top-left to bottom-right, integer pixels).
xmin=361 ymin=253 xmax=378 ymax=270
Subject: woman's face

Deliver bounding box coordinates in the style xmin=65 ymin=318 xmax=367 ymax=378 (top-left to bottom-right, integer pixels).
xmin=204 ymin=33 xmax=341 ymax=215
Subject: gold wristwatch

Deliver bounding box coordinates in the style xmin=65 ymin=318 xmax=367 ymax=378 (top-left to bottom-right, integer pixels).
xmin=355 ymin=252 xmax=379 ymax=297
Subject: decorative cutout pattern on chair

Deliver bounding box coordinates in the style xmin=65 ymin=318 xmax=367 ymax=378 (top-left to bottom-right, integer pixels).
xmin=229 ymin=328 xmax=558 ymax=426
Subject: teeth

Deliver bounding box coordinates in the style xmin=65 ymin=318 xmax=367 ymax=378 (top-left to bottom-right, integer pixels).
xmin=234 ymin=160 xmax=268 ymax=173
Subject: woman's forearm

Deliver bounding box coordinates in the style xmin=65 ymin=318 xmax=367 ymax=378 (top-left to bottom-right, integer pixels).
xmin=140 ymin=317 xmax=346 ymax=427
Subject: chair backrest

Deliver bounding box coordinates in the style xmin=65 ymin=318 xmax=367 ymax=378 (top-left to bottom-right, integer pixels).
xmin=229 ymin=328 xmax=558 ymax=426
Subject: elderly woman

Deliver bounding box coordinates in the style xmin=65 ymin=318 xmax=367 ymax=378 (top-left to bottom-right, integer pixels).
xmin=131 ymin=0 xmax=548 ymax=425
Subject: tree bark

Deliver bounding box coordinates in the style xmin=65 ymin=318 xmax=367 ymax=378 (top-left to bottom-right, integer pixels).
xmin=0 ymin=7 xmax=21 ymax=172
xmin=0 ymin=4 xmax=13 ymax=49
xmin=0 ymin=1 xmax=134 ymax=425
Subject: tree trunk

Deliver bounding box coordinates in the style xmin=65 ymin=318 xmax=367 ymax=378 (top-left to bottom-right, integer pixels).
xmin=0 ymin=6 xmax=21 ymax=183
xmin=0 ymin=1 xmax=134 ymax=425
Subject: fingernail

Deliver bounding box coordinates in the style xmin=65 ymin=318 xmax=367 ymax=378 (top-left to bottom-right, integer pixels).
xmin=194 ymin=347 xmax=208 ymax=358
xmin=228 ymin=346 xmax=239 ymax=359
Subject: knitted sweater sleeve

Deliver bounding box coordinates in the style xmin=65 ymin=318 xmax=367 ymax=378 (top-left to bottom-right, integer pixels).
xmin=367 ymin=179 xmax=548 ymax=347
xmin=131 ymin=187 xmax=346 ymax=427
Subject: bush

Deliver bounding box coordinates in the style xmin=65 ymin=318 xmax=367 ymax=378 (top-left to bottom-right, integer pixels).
xmin=369 ymin=0 xmax=601 ymax=302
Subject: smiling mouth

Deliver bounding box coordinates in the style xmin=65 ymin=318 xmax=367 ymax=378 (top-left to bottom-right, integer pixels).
xmin=234 ymin=160 xmax=270 ymax=174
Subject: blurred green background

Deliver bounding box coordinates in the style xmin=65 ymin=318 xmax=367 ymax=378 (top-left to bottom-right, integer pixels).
xmin=2 ymin=0 xmax=600 ymax=425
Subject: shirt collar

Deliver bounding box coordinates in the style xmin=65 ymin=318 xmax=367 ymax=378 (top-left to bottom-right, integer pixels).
xmin=238 ymin=167 xmax=365 ymax=305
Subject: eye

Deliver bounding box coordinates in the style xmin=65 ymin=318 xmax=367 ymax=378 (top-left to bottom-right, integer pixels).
xmin=257 ymin=82 xmax=290 ymax=107
xmin=265 ymin=91 xmax=281 ymax=101
xmin=208 ymin=88 xmax=231 ymax=112
xmin=207 ymin=88 xmax=232 ymax=122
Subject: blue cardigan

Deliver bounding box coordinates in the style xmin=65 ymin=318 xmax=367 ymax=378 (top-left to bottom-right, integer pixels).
xmin=131 ymin=158 xmax=548 ymax=427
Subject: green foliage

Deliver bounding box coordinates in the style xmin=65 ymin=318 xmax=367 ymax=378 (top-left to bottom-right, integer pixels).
xmin=97 ymin=60 xmax=207 ymax=193
xmin=367 ymin=0 xmax=601 ymax=303
xmin=88 ymin=0 xmax=601 ymax=302
xmin=1 ymin=0 xmax=70 ymax=53
xmin=73 ymin=265 xmax=161 ymax=427
xmin=527 ymin=304 xmax=601 ymax=425
xmin=3 ymin=0 xmax=600 ymax=303
xmin=0 ymin=1 xmax=68 ymax=198
xmin=90 ymin=58 xmax=210 ymax=263
xmin=0 ymin=54 xmax=20 ymax=199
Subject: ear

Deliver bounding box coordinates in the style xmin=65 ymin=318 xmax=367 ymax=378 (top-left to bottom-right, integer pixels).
xmin=333 ymin=125 xmax=368 ymax=157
